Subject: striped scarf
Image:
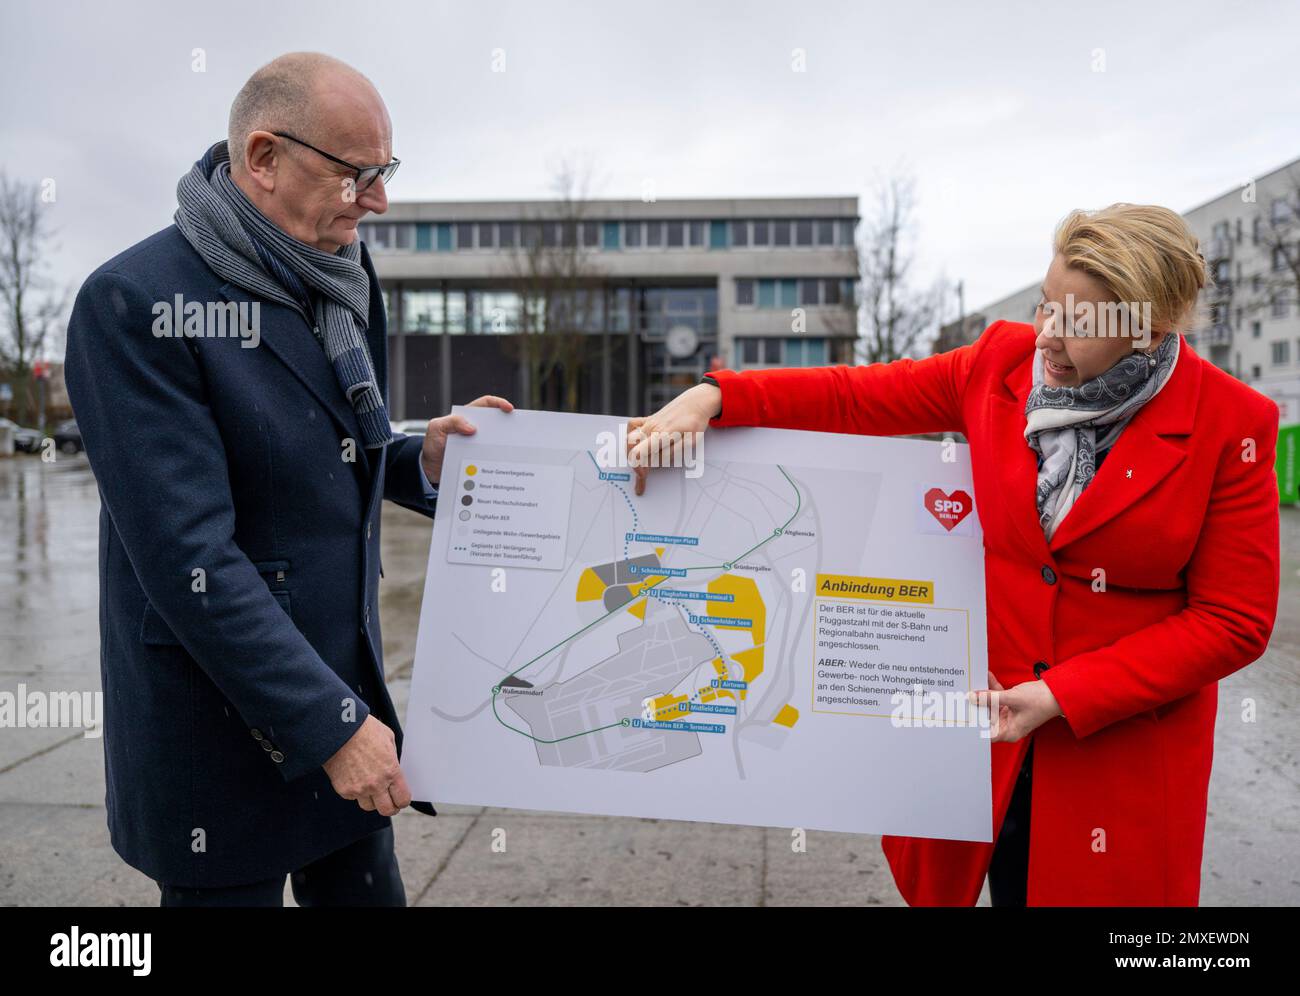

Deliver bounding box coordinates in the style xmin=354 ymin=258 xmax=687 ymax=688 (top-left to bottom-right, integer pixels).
xmin=1024 ymin=331 xmax=1180 ymax=539
xmin=174 ymin=141 xmax=390 ymax=449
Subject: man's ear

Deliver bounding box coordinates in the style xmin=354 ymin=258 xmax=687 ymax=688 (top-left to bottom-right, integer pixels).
xmin=241 ymin=131 xmax=280 ymax=193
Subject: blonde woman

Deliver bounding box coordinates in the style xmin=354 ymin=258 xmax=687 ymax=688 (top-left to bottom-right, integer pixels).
xmin=626 ymin=204 xmax=1280 ymax=906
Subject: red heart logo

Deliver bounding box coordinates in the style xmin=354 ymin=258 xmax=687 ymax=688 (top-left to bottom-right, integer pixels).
xmin=924 ymin=488 xmax=973 ymax=531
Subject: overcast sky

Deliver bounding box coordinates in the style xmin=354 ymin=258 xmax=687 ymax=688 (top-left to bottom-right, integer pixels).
xmin=3 ymin=0 xmax=1297 ymax=340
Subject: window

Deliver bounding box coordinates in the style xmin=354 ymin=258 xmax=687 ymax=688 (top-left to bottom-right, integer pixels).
xmin=445 ymin=291 xmax=466 ymax=333
xmin=476 ymin=223 xmax=496 ymax=250
xmin=839 ymin=219 xmax=856 ymax=245
xmin=666 ymin=220 xmax=684 ymax=248
xmin=1211 ymin=220 xmax=1229 ymax=240
xmin=603 ymin=221 xmax=621 ymax=249
xmin=735 ymin=336 xmax=827 ymax=367
xmin=473 ymin=291 xmax=522 ymax=333
xmin=1273 ymin=296 xmax=1290 ymax=318
xmin=581 ymin=221 xmax=599 ymax=248
xmin=1252 ymin=364 xmax=1262 ymax=378
xmin=757 ymin=279 xmax=776 ymax=308
xmin=1271 ymin=198 xmax=1292 ymax=225
xmin=822 ymin=278 xmax=842 ymax=305
xmin=1215 ymin=259 xmax=1230 ymax=282
xmin=752 ymin=220 xmax=770 ymax=247
xmin=731 ymin=220 xmax=749 ymax=247
xmin=785 ymin=337 xmax=827 ymax=365
xmin=625 ymin=222 xmax=642 ymax=248
xmin=608 ymin=287 xmax=632 ymax=331
xmin=736 ymin=279 xmax=755 ymax=306
xmin=364 ymin=223 xmax=391 ymax=249
xmin=799 ymin=279 xmax=820 ymax=305
xmin=541 ymin=222 xmax=560 ymax=248
xmin=795 ymin=219 xmax=813 ymax=246
xmin=645 ymin=221 xmax=664 ymax=247
xmin=392 ymin=224 xmax=412 ymax=250
xmin=1273 ymin=247 xmax=1289 ymax=271
xmin=772 ymin=220 xmax=791 ymax=247
xmin=1271 ymin=340 xmax=1291 ymax=365
xmin=689 ymin=220 xmax=706 ymax=247
xmin=498 ymin=222 xmax=518 ymax=249
xmin=1252 ymin=217 xmax=1263 ymax=244
xmin=709 ymin=220 xmax=727 ymax=249
xmin=736 ymin=337 xmax=782 ymax=366
xmin=816 ymin=219 xmax=835 ymax=246
xmin=1252 ymin=321 xmax=1262 ymax=339
xmin=456 ymin=223 xmax=474 ymax=250
xmin=401 ymin=289 xmax=443 ymax=332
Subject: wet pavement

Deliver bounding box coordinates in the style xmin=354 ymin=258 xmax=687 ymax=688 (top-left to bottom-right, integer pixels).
xmin=0 ymin=453 xmax=1295 ymax=906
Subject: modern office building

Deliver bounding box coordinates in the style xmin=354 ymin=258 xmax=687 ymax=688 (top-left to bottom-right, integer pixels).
xmin=363 ymin=196 xmax=860 ymax=418
xmin=954 ymin=156 xmax=1300 ymax=423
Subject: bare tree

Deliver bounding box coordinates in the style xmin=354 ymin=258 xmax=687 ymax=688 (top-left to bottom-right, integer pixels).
xmin=854 ymin=176 xmax=945 ymax=364
xmin=1246 ymin=167 xmax=1300 ymax=322
xmin=504 ymin=162 xmax=607 ymax=412
xmin=0 ymin=170 xmax=66 ymax=426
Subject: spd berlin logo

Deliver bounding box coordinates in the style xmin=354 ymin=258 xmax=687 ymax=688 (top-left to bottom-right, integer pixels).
xmin=923 ymin=488 xmax=973 ymax=532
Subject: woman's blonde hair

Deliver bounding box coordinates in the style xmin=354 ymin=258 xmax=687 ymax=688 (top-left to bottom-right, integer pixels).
xmin=1053 ymin=203 xmax=1209 ymax=333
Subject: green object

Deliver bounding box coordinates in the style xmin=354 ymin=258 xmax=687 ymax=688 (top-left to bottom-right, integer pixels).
xmin=415 ymin=223 xmax=432 ymax=251
xmin=1277 ymin=423 xmax=1299 ymax=504
xmin=709 ymin=220 xmax=728 ymax=249
xmin=436 ymin=223 xmax=452 ymax=251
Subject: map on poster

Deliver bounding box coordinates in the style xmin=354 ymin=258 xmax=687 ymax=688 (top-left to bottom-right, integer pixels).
xmin=402 ymin=407 xmax=992 ymax=842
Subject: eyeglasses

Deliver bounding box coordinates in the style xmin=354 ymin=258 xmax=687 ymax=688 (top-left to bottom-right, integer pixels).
xmin=272 ymin=131 xmax=400 ymax=192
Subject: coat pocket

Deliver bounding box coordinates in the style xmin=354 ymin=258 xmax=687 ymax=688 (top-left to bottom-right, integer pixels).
xmin=139 ymin=584 xmax=292 ymax=646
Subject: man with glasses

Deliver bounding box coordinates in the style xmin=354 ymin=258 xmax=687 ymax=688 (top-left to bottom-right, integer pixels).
xmin=63 ymin=52 xmax=511 ymax=906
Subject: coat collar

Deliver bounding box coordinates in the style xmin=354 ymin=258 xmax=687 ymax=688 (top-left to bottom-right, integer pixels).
xmin=988 ymin=334 xmax=1203 ymax=556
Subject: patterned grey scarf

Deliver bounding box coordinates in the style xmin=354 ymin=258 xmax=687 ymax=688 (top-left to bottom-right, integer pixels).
xmin=1025 ymin=332 xmax=1180 ymax=539
xmin=174 ymin=141 xmax=390 ymax=448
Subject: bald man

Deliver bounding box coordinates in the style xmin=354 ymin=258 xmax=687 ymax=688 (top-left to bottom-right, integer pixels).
xmin=64 ymin=53 xmax=511 ymax=906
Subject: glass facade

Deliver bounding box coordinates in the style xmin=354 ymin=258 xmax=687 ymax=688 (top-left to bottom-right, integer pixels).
xmin=359 ymin=216 xmax=857 ymax=253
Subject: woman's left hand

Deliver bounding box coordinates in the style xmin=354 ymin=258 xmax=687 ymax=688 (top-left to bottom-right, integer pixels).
xmin=970 ymin=672 xmax=1063 ymax=743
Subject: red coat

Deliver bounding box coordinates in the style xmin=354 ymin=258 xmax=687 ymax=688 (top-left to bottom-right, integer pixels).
xmin=708 ymin=320 xmax=1281 ymax=906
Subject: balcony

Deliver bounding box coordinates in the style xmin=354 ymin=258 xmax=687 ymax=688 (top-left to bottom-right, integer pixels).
xmin=1207 ymin=323 xmax=1233 ymax=347
xmin=1206 ymin=236 xmax=1233 ymax=261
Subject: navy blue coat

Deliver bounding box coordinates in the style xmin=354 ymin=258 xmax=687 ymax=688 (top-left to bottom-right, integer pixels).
xmin=64 ymin=224 xmax=437 ymax=889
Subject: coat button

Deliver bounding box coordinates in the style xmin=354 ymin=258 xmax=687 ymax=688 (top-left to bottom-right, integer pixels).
xmin=261 ymin=739 xmax=274 ymax=751
xmin=1033 ymin=661 xmax=1050 ymax=678
xmin=1041 ymin=565 xmax=1057 ymax=585
xmin=270 ymin=750 xmax=285 ymax=763
xmin=250 ymin=728 xmax=263 ymax=740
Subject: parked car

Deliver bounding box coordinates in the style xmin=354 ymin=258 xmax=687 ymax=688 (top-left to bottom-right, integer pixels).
xmin=52 ymin=419 xmax=83 ymax=454
xmin=0 ymin=417 xmax=42 ymax=453
xmin=390 ymin=419 xmax=429 ymax=438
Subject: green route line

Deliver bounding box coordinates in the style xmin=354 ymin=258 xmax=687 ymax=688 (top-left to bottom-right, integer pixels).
xmin=489 ymin=463 xmax=802 ymax=744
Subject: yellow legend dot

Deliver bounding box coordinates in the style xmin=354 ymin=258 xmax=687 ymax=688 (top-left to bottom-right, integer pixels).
xmin=465 ymin=465 xmax=477 ymax=476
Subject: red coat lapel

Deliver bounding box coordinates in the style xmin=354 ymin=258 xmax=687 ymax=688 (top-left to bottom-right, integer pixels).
xmin=984 ymin=336 xmax=1202 ymax=556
